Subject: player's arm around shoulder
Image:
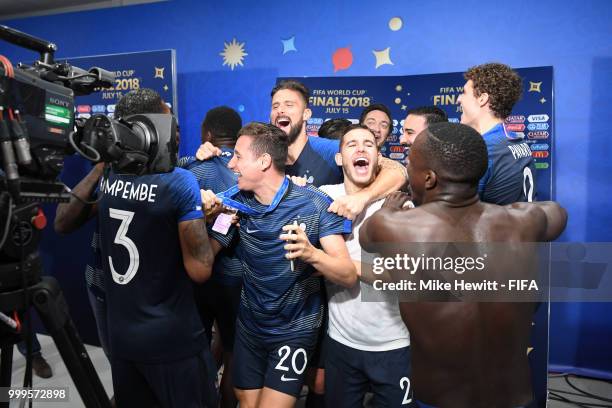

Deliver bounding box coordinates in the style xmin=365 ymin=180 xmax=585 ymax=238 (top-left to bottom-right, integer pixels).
xmin=328 ymin=157 xmax=408 ymax=220
xmin=508 ymin=201 xmax=568 ymax=241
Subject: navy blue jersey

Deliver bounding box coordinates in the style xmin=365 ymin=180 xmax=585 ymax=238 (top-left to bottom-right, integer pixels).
xmin=479 ymin=123 xmax=537 ymax=205
xmin=179 ymin=148 xmax=242 ymax=286
xmin=210 ymin=181 xmax=349 ymax=340
xmin=97 ymin=168 xmax=205 ymax=363
xmin=286 ymin=136 xmax=343 ymax=187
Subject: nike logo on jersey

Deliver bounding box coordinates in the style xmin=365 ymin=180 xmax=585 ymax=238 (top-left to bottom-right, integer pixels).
xmin=245 ymin=227 xmax=260 ymax=233
xmin=281 ymin=374 xmax=298 ymax=382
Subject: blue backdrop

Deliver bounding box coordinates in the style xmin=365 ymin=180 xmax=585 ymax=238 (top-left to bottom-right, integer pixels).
xmin=1 ymin=0 xmax=610 ymax=378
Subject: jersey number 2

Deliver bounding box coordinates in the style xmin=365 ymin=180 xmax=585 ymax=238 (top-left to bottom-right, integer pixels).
xmin=523 ymin=167 xmax=534 ymax=202
xmin=108 ymin=208 xmax=140 ymax=285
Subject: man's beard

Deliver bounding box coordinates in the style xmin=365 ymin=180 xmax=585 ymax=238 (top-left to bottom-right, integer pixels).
xmin=286 ymin=119 xmax=304 ymax=145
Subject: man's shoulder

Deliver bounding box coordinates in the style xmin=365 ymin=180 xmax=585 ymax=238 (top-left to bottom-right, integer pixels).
xmin=318 ymin=183 xmax=345 ymax=199
xmin=306 ymin=136 xmax=339 ymax=156
xmin=289 ymin=183 xmax=334 ymax=210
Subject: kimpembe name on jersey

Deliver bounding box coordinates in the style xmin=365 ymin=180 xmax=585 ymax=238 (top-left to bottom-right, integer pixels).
xmin=99 ymin=177 xmax=158 ymax=202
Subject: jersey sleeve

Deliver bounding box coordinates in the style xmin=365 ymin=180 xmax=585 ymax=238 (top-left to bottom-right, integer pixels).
xmin=170 ymin=169 xmax=204 ymax=222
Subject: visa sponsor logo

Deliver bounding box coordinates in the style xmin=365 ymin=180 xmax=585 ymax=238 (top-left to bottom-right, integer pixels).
xmin=76 ymin=105 xmax=91 ymax=113
xmin=530 ymin=143 xmax=549 ymax=151
xmin=91 ymin=105 xmax=106 ymax=113
xmin=309 ymin=117 xmax=324 ymax=125
xmin=532 ymin=151 xmax=549 ymax=158
xmin=106 ymin=104 xmax=116 ymax=113
xmin=527 ymin=114 xmax=549 ymax=123
xmin=527 ymin=123 xmax=549 ymax=131
xmin=389 ymin=153 xmax=405 ymax=160
xmin=506 ymin=123 xmax=525 ymax=132
xmin=528 ymin=131 xmax=549 ymax=139
xmin=448 ymin=118 xmax=460 ymax=123
xmin=386 ymin=134 xmax=399 ymax=143
xmin=535 ymin=162 xmax=549 ymax=169
xmin=506 ymin=115 xmax=525 ymax=123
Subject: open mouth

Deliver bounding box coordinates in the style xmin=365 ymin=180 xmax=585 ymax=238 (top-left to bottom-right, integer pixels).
xmin=275 ymin=116 xmax=291 ymax=132
xmin=352 ymin=156 xmax=370 ymax=176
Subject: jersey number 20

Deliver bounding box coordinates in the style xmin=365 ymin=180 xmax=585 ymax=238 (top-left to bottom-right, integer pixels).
xmin=108 ymin=208 xmax=140 ymax=285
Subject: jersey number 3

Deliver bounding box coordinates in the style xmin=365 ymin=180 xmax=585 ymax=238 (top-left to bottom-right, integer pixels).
xmin=108 ymin=208 xmax=140 ymax=285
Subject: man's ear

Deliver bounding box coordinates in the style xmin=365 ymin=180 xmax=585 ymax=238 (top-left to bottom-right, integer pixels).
xmin=303 ymin=108 xmax=312 ymax=122
xmin=424 ymin=170 xmax=438 ymax=190
xmin=334 ymin=152 xmax=342 ymax=166
xmin=260 ymin=153 xmax=273 ymax=171
xmin=478 ymin=92 xmax=490 ymax=108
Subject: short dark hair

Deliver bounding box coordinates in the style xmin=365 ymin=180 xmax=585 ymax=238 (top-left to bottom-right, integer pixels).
xmin=201 ymin=106 xmax=242 ymax=143
xmin=338 ymin=124 xmax=377 ymax=150
xmin=238 ymin=122 xmax=288 ymax=172
xmin=406 ymin=106 xmax=448 ymax=124
xmin=115 ymin=88 xmax=167 ymax=118
xmin=464 ymin=63 xmax=522 ymax=119
xmin=421 ymin=122 xmax=488 ymax=184
xmin=359 ymin=103 xmax=392 ymax=125
xmin=318 ymin=118 xmax=352 ymax=140
xmin=271 ymin=80 xmax=310 ymax=107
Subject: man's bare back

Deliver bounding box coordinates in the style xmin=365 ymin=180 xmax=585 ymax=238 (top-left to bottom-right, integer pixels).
xmin=360 ymin=123 xmax=567 ymax=407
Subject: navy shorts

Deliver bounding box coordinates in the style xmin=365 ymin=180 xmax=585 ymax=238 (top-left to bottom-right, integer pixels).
xmin=324 ymin=336 xmax=415 ymax=407
xmin=233 ymin=324 xmax=318 ymax=397
xmin=111 ymin=349 xmax=219 ymax=408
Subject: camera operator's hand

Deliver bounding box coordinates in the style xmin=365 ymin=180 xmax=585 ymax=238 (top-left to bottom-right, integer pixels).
xmin=54 ymin=163 xmax=105 ymax=234
xmin=195 ymin=142 xmax=221 ymax=161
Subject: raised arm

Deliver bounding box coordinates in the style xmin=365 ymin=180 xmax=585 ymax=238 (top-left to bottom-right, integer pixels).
xmin=328 ymin=157 xmax=407 ymax=220
xmin=178 ymin=218 xmax=215 ymax=283
xmin=281 ymin=225 xmax=357 ymax=288
xmin=54 ymin=163 xmax=104 ymax=234
xmin=534 ymin=201 xmax=568 ymax=241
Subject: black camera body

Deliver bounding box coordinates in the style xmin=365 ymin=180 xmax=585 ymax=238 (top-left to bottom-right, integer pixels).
xmin=1 ymin=25 xmax=177 ymax=264
xmin=5 ymin=67 xmax=75 ymax=181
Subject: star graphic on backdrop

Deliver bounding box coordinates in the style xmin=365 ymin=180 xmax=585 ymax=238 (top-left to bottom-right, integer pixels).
xmin=163 ymin=85 xmax=168 ymax=91
xmin=372 ymin=47 xmax=393 ymax=69
xmin=154 ymin=67 xmax=165 ymax=79
xmin=220 ymin=38 xmax=248 ymax=70
xmin=281 ymin=36 xmax=297 ymax=54
xmin=401 ymin=105 xmax=407 ymax=110
xmin=395 ymin=85 xmax=403 ymax=92
xmin=529 ymin=81 xmax=542 ymax=92
xmin=540 ymin=97 xmax=547 ymax=104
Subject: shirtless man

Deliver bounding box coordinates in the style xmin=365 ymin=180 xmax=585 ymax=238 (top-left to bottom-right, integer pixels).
xmin=360 ymin=122 xmax=567 ymax=407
